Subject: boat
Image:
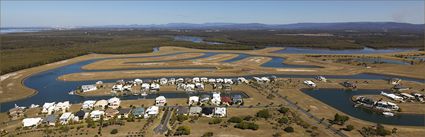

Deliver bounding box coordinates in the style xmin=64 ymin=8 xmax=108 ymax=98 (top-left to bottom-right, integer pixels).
xmin=382 ymin=112 xmax=395 ymax=117
xmin=141 ymin=92 xmax=148 ymax=97
xmin=29 ymin=104 xmax=39 ymax=108
xmin=68 ymin=91 xmax=75 ymax=95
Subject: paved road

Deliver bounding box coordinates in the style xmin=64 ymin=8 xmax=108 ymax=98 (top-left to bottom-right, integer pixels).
xmin=154 ymin=107 xmax=173 ymax=134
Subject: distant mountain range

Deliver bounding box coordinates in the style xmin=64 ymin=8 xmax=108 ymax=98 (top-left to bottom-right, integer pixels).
xmin=90 ymin=22 xmax=423 ymax=32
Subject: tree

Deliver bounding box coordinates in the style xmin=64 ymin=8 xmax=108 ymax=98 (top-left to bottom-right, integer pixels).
xmin=256 ymin=109 xmax=271 ymax=119
xmin=331 ymin=113 xmax=349 ymax=125
xmin=278 ymin=107 xmax=289 ymax=114
xmin=344 ymin=125 xmax=354 ymax=131
xmin=284 ymin=127 xmax=294 ymax=133
xmin=278 ymin=117 xmax=289 ymax=124
xmin=228 ymin=117 xmax=243 ymax=123
xmin=175 ymin=126 xmax=191 ymax=136
xmin=234 ymin=122 xmax=259 ymax=130
xmin=110 ymin=129 xmax=118 ymax=134
xmin=176 ymin=114 xmax=189 ymax=122
xmin=209 ymin=118 xmax=222 ymax=124
xmin=376 ymin=124 xmax=391 ymax=136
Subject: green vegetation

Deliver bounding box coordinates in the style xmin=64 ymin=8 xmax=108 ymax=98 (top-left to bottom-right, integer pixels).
xmin=110 ymin=129 xmax=118 ymax=134
xmin=176 ymin=114 xmax=189 ymax=122
xmin=175 ymin=126 xmax=191 ymax=136
xmin=283 ymin=126 xmax=294 ymax=133
xmin=277 ymin=117 xmax=289 ymax=124
xmin=208 ymin=118 xmax=222 ymax=124
xmin=201 ymin=132 xmax=214 ymax=137
xmin=330 ymin=113 xmax=350 ymax=125
xmin=344 ymin=125 xmax=355 ymax=131
xmin=278 ymin=107 xmax=290 ymax=114
xmin=256 ymin=109 xmax=271 ymax=119
xmin=227 ymin=116 xmax=243 ymax=123
xmin=359 ymin=124 xmax=392 ymax=136
xmin=234 ymin=122 xmax=259 ymax=130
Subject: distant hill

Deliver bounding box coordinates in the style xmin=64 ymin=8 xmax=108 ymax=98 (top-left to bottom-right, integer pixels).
xmin=91 ymin=22 xmax=423 ymax=32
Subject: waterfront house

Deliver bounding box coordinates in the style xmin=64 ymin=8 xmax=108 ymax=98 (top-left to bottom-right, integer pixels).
xmin=118 ymin=108 xmax=132 ymax=119
xmin=261 ymin=77 xmax=270 ymax=83
xmin=90 ymin=110 xmax=105 ymax=121
xmin=186 ymin=84 xmax=195 ymax=91
xmin=224 ymin=78 xmax=233 ymax=84
xmin=105 ymin=109 xmax=119 ymax=120
xmin=42 ymin=115 xmax=57 ymax=126
xmin=375 ymin=101 xmax=399 ymax=111
xmin=216 ymin=78 xmax=224 ymax=83
xmin=132 ymin=107 xmax=145 ymax=118
xmin=134 ymin=79 xmax=143 ymax=85
xmin=95 ymin=100 xmax=108 ymax=110
xmin=22 ymin=117 xmax=43 ymax=127
xmin=123 ymin=84 xmax=133 ymax=91
xmin=168 ymin=78 xmax=176 ymax=85
xmin=315 ymin=76 xmax=327 ymax=82
xmin=400 ymin=93 xmax=415 ymax=100
xmin=108 ymin=97 xmax=121 ymax=109
xmin=355 ymin=96 xmax=376 ymax=108
xmin=155 ymin=96 xmax=167 ymax=106
xmin=9 ymin=107 xmax=24 ymax=120
xmin=200 ymin=77 xmax=208 ymax=83
xmin=112 ymin=84 xmax=124 ymax=92
xmin=221 ymin=96 xmax=232 ymax=106
xmin=389 ymin=78 xmax=401 ymax=85
xmin=75 ymin=110 xmax=88 ymax=120
xmin=232 ymin=95 xmax=243 ymax=105
xmin=59 ymin=112 xmax=74 ymax=125
xmin=188 ymin=96 xmax=199 ymax=105
xmin=81 ymin=84 xmax=97 ymax=92
xmin=176 ymin=106 xmax=189 ymax=115
xmin=145 ymin=106 xmax=159 ymax=118
xmin=82 ymin=100 xmax=96 ymax=110
xmin=55 ymin=101 xmax=71 ymax=113
xmin=96 ymin=81 xmax=103 ymax=87
xmin=201 ymin=107 xmax=214 ymax=117
xmin=304 ymin=80 xmax=316 ymax=87
xmin=193 ymin=77 xmax=200 ymax=83
xmin=381 ymin=91 xmax=404 ymax=102
xmin=342 ymin=81 xmax=356 ymax=88
xmin=160 ymin=78 xmax=168 ymax=85
xmin=253 ymin=77 xmax=262 ymax=83
xmin=214 ymin=107 xmax=226 ymax=117
xmin=176 ymin=78 xmax=184 ymax=83
xmin=42 ymin=102 xmax=56 ymax=114
xmin=208 ymin=78 xmax=216 ymax=83
xmin=150 ymin=83 xmax=160 ymax=91
xmin=141 ymin=83 xmax=150 ymax=91
xmin=237 ymin=77 xmax=249 ymax=84
xmin=211 ymin=92 xmax=221 ymax=106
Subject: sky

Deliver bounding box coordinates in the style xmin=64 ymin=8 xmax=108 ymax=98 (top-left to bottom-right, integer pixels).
xmin=1 ymin=1 xmax=424 ymax=27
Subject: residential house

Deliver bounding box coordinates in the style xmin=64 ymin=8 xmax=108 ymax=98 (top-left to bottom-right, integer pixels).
xmin=232 ymin=95 xmax=243 ymax=105
xmin=9 ymin=107 xmax=24 ymax=120
xmin=200 ymin=77 xmax=208 ymax=83
xmin=75 ymin=110 xmax=88 ymax=120
xmin=22 ymin=118 xmax=43 ymax=127
xmin=160 ymin=78 xmax=168 ymax=85
xmin=134 ymin=79 xmax=143 ymax=85
xmin=304 ymin=80 xmax=317 ymax=87
xmin=214 ymin=107 xmax=226 ymax=117
xmin=94 ymin=100 xmax=108 ymax=110
xmin=141 ymin=83 xmax=150 ymax=91
xmin=59 ymin=112 xmax=74 ymax=125
xmin=176 ymin=106 xmax=189 ymax=115
xmin=216 ymin=78 xmax=224 ymax=83
xmin=42 ymin=115 xmax=57 ymax=126
xmin=112 ymin=84 xmax=124 ymax=92
xmin=186 ymin=84 xmax=195 ymax=91
xmin=155 ymin=96 xmax=167 ymax=106
xmin=381 ymin=91 xmax=404 ymax=102
xmin=389 ymin=78 xmax=401 ymax=85
xmin=55 ymin=101 xmax=71 ymax=113
xmin=42 ymin=102 xmax=56 ymax=114
xmin=188 ymin=96 xmax=199 ymax=105
xmin=90 ymin=110 xmax=105 ymax=121
xmin=201 ymin=107 xmax=214 ymax=117
xmin=195 ymin=83 xmax=204 ymax=91
xmin=200 ymin=94 xmax=210 ymax=104
xmin=237 ymin=77 xmax=249 ymax=84
xmin=108 ymin=97 xmax=121 ymax=109
xmin=208 ymin=78 xmax=216 ymax=83
xmin=81 ymin=84 xmax=97 ymax=92
xmin=189 ymin=106 xmax=202 ymax=116
xmin=118 ymin=108 xmax=132 ymax=119
xmin=375 ymin=101 xmax=399 ymax=111
xmin=224 ymin=78 xmax=233 ymax=84
xmin=168 ymin=78 xmax=176 ymax=85
xmin=211 ymin=92 xmax=221 ymax=106
xmin=150 ymin=83 xmax=160 ymax=91
xmin=221 ymin=96 xmax=232 ymax=106
xmin=82 ymin=100 xmax=96 ymax=110
xmin=105 ymin=109 xmax=119 ymax=120
xmin=145 ymin=106 xmax=159 ymax=118
xmin=132 ymin=107 xmax=145 ymax=118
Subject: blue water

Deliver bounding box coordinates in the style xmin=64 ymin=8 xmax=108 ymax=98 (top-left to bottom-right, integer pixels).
xmin=174 ymin=36 xmax=224 ymax=45
xmin=0 ymin=28 xmax=51 ymax=34
xmin=1 ymin=51 xmax=424 ymax=126
xmin=302 ymin=88 xmax=424 ymax=126
xmin=274 ymin=47 xmax=418 ymax=54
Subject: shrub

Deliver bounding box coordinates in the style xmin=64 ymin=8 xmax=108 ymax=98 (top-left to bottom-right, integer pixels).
xmin=110 ymin=129 xmax=118 ymax=134
xmin=176 ymin=114 xmax=189 ymax=122
xmin=201 ymin=132 xmax=214 ymax=137
xmin=331 ymin=113 xmax=349 ymax=125
xmin=234 ymin=122 xmax=259 ymax=130
xmin=344 ymin=125 xmax=354 ymax=131
xmin=278 ymin=107 xmax=290 ymax=114
xmin=278 ymin=117 xmax=289 ymax=124
xmin=284 ymin=127 xmax=294 ymax=133
xmin=256 ymin=109 xmax=271 ymax=119
xmin=228 ymin=117 xmax=243 ymax=123
xmin=209 ymin=118 xmax=222 ymax=124
xmin=243 ymin=115 xmax=253 ymax=121
xmin=175 ymin=126 xmax=191 ymax=135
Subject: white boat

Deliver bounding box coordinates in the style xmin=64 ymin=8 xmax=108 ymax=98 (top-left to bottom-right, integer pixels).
xmin=382 ymin=112 xmax=394 ymax=117
xmin=29 ymin=104 xmax=39 ymax=108
xmin=141 ymin=92 xmax=148 ymax=97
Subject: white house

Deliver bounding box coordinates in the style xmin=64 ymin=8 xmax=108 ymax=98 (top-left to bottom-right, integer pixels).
xmin=186 ymin=84 xmax=195 ymax=91
xmin=208 ymin=78 xmax=216 ymax=83
xmin=141 ymin=83 xmax=150 ymax=91
xmin=160 ymin=78 xmax=168 ymax=85
xmin=112 ymin=84 xmax=124 ymax=91
xmin=82 ymin=100 xmax=97 ymax=110
xmin=195 ymin=83 xmax=205 ymax=90
xmin=155 ymin=96 xmax=167 ymax=106
xmin=168 ymin=78 xmax=176 ymax=85
xmin=81 ymin=84 xmax=97 ymax=92
xmin=193 ymin=77 xmax=200 ymax=83
xmin=303 ymin=80 xmax=316 ymax=87
xmin=123 ymin=84 xmax=133 ymax=91
xmin=261 ymin=77 xmax=270 ymax=83
xmin=224 ymin=78 xmax=233 ymax=84
xmin=381 ymin=91 xmax=404 ymax=102
xmin=22 ymin=117 xmax=43 ymax=127
xmin=375 ymin=101 xmax=399 ymax=111
xmin=108 ymin=97 xmax=121 ymax=109
xmin=211 ymin=92 xmax=221 ymax=106
xmin=216 ymin=78 xmax=224 ymax=83
xmin=315 ymin=76 xmax=327 ymax=82
xmin=90 ymin=110 xmax=105 ymax=121
xmin=55 ymin=101 xmax=71 ymax=112
xmin=150 ymin=83 xmax=160 ymax=91
xmin=200 ymin=77 xmax=208 ymax=83
xmin=237 ymin=77 xmax=249 ymax=84
xmin=214 ymin=107 xmax=227 ymax=117
xmin=59 ymin=112 xmax=74 ymax=125
xmin=134 ymin=79 xmax=143 ymax=85
xmin=145 ymin=106 xmax=159 ymax=118
xmin=95 ymin=100 xmax=108 ymax=110
xmin=42 ymin=102 xmax=56 ymax=114
xmin=188 ymin=96 xmax=199 ymax=105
